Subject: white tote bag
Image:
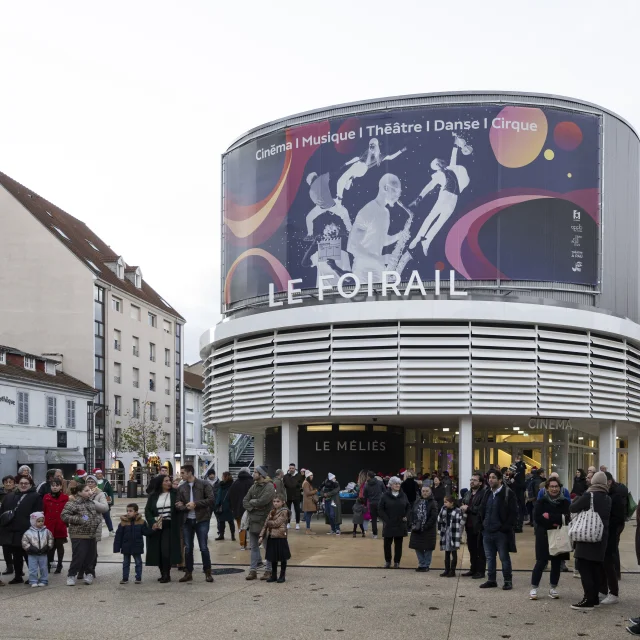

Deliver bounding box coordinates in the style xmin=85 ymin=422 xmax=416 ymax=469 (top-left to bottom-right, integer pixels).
xmin=547 ymin=525 xmax=572 ymax=556
xmin=568 ymin=492 xmax=604 ymax=543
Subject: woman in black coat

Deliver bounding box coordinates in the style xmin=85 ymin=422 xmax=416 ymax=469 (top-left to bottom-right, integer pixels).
xmin=228 ymin=468 xmax=254 ymax=550
xmin=214 ymin=472 xmax=235 ymax=541
xmin=529 ymin=478 xmax=570 ymax=599
xmin=431 ymin=476 xmax=445 ymax=512
xmin=409 ymin=486 xmax=439 ymax=571
xmin=378 ymin=477 xmax=410 ymax=569
xmin=571 ymin=469 xmax=588 ymax=497
xmin=0 ymin=477 xmax=42 ymax=583
xmin=570 ymin=471 xmax=612 ymax=611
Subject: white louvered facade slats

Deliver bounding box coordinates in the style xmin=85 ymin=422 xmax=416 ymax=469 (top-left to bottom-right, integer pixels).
xmin=202 ymin=323 xmax=640 ymax=425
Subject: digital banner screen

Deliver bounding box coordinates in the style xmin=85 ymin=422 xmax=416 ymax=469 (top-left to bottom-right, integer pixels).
xmin=223 ymin=104 xmax=600 ymax=307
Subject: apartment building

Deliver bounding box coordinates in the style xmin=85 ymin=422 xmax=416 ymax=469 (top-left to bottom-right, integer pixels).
xmin=0 ymin=346 xmax=95 ymax=483
xmin=0 ymin=171 xmax=185 ymax=474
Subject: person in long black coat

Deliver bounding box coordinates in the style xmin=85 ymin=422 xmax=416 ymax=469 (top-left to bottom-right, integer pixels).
xmin=228 ymin=468 xmax=254 ymax=550
xmin=0 ymin=477 xmax=42 ymax=583
xmin=378 ymin=477 xmax=410 ymax=569
xmin=571 ymin=469 xmax=588 ymax=497
xmin=409 ymin=486 xmax=439 ymax=571
xmin=214 ymin=472 xmax=235 ymax=541
xmin=529 ymin=478 xmax=570 ymax=599
xmin=431 ymin=476 xmax=445 ymax=512
xmin=570 ymin=471 xmax=612 ymax=610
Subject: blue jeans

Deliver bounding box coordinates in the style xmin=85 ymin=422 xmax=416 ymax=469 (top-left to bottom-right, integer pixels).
xmin=28 ymin=554 xmax=48 ymax=585
xmin=483 ymin=530 xmax=512 ymax=581
xmin=103 ymin=510 xmax=114 ymax=532
xmin=415 ymin=549 xmax=433 ymax=569
xmin=304 ymin=511 xmax=313 ymax=529
xmin=183 ymin=519 xmax=211 ymax=572
xmin=122 ymin=554 xmax=143 ymax=581
xmin=325 ymin=500 xmax=339 ymax=532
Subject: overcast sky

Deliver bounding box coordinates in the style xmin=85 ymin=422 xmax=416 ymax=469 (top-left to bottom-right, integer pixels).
xmin=0 ymin=1 xmax=637 ymax=363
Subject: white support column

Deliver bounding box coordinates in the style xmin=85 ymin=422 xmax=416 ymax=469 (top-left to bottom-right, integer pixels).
xmin=459 ymin=415 xmax=473 ymax=491
xmin=627 ymin=424 xmax=640 ymax=499
xmin=254 ymin=433 xmax=265 ymax=467
xmin=215 ymin=427 xmax=230 ymax=476
xmin=598 ymin=420 xmax=617 ymax=477
xmin=281 ymin=420 xmax=298 ymax=470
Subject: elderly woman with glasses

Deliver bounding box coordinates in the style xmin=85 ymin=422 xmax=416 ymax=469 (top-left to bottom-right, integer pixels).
xmin=0 ymin=476 xmax=43 ymax=584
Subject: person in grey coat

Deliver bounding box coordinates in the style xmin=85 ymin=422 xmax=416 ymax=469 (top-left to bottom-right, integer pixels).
xmin=243 ymin=466 xmax=276 ymax=581
xmin=352 ymin=497 xmax=366 ymax=537
xmin=570 ymin=470 xmax=612 ymax=611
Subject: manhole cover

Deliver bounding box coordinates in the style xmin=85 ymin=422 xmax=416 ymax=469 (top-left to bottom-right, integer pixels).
xmin=212 ymin=568 xmax=245 ymax=576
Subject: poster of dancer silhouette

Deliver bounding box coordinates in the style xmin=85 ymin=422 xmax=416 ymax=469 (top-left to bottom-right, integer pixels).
xmin=223 ymin=104 xmax=600 ymax=307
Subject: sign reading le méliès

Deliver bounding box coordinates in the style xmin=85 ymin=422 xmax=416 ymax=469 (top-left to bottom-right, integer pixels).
xmin=528 ymin=418 xmax=572 ymax=430
xmin=315 ymin=439 xmax=387 ymax=452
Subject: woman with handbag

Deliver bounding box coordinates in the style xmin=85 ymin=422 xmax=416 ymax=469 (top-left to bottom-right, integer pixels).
xmin=529 ymin=478 xmax=570 ymax=600
xmin=569 ymin=470 xmax=612 ymax=611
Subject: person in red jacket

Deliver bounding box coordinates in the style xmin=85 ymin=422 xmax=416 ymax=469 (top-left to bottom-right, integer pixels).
xmin=42 ymin=479 xmax=69 ymax=573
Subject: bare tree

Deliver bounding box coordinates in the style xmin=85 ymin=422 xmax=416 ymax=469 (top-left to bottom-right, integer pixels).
xmin=120 ymin=400 xmax=169 ymax=462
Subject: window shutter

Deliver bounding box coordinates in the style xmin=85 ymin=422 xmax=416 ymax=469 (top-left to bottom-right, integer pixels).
xmin=47 ymin=396 xmax=56 ymax=427
xmin=66 ymin=400 xmax=76 ymax=428
xmin=17 ymin=392 xmax=29 ymax=424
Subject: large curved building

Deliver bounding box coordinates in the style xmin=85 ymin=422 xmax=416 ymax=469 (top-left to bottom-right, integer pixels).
xmin=201 ymin=91 xmax=640 ymax=493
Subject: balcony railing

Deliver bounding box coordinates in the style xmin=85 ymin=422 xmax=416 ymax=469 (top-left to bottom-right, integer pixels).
xmin=132 ymin=347 xmax=139 ymax=356
xmin=114 ymin=340 xmax=121 ymax=351
xmin=114 ymin=376 xmax=121 ymax=384
xmin=165 ymin=417 xmax=170 ymax=423
xmin=133 ymin=381 xmax=139 ymax=388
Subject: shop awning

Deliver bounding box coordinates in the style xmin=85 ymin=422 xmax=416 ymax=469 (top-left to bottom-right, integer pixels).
xmin=46 ymin=450 xmax=86 ymax=465
xmin=17 ymin=449 xmax=46 ymax=464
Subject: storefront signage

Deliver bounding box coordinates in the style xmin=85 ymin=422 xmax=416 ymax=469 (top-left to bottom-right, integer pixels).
xmin=0 ymin=396 xmax=15 ymax=406
xmin=315 ymin=439 xmax=387 ymax=452
xmin=528 ymin=418 xmax=572 ymax=430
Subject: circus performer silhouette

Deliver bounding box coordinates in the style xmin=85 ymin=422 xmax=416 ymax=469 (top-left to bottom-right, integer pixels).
xmin=336 ymin=138 xmax=406 ymax=202
xmin=408 ymin=134 xmax=471 ymax=256
xmin=303 ymin=172 xmax=351 ymax=241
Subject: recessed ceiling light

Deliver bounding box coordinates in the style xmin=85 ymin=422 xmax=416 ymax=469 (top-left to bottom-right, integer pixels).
xmin=442 ymin=428 xmax=450 ymax=432
xmin=513 ymin=427 xmax=519 ymax=431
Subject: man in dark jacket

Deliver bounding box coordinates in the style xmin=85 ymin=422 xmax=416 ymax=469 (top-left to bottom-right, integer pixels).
xmin=229 ymin=467 xmax=253 ymax=550
xmin=176 ymin=465 xmax=215 ymax=583
xmin=283 ymin=464 xmax=303 ymax=530
xmin=510 ymin=454 xmax=526 ymax=532
xmin=461 ymin=472 xmax=488 ymax=579
xmin=599 ymin=472 xmax=628 ymax=603
xmin=478 ymin=469 xmax=517 ymax=590
xmin=363 ymin=470 xmax=385 ymax=539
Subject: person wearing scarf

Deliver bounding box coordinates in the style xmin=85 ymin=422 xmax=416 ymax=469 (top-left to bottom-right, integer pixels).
xmin=409 ymin=485 xmax=439 ymax=571
xmin=569 ymin=470 xmax=612 ymax=611
xmin=529 ymin=477 xmax=570 ymax=600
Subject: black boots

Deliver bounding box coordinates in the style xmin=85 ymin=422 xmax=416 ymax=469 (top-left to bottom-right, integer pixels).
xmin=54 ymin=562 xmax=63 ymax=574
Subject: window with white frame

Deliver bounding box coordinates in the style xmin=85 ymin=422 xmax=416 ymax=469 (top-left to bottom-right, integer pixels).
xmin=114 ymin=395 xmax=122 ymax=416
xmin=132 ymin=336 xmax=139 ymax=356
xmin=133 ymin=398 xmax=140 ymax=418
xmin=164 ymin=404 xmax=170 ymax=423
xmin=134 ymin=270 xmax=142 ymax=288
xmin=186 ymin=421 xmax=194 ymax=442
xmin=114 ymin=329 xmax=121 ymax=351
xmin=112 ymin=296 xmax=122 ymax=313
xmin=17 ymin=391 xmax=29 ymax=424
xmin=24 ymin=356 xmax=36 ymax=371
xmin=130 ymin=305 xmax=141 ymax=321
xmin=46 ymin=396 xmax=57 ymax=427
xmin=149 ymin=342 xmax=156 ymax=362
xmin=164 ymin=348 xmax=170 ymax=367
xmin=66 ymin=399 xmax=76 ymax=428
xmin=116 ymin=258 xmax=125 ymax=279
xmin=0 ymin=351 xmax=5 ymax=365
xmin=165 ymin=376 xmax=171 ymax=395
xmin=114 ymin=362 xmax=121 ymax=384
xmin=186 ymin=391 xmax=194 ymax=412
xmin=163 ymin=320 xmax=172 ymax=334
xmin=148 ymin=313 xmax=157 ymax=328
xmin=149 ymin=402 xmax=157 ymax=421
xmin=45 ymin=361 xmax=56 ymax=375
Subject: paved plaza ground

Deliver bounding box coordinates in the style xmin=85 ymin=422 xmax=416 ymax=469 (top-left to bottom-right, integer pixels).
xmin=3 ymin=498 xmax=640 ymax=640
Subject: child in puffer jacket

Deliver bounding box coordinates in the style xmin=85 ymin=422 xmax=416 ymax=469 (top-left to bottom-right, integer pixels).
xmin=22 ymin=512 xmax=54 ymax=586
xmin=113 ymin=503 xmax=149 ymax=584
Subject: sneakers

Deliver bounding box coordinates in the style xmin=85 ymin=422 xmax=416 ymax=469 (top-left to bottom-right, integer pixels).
xmin=295 ymin=524 xmax=300 ymax=530
xmin=326 ymin=531 xmax=334 ymax=535
xmin=502 ymin=581 xmax=513 ymax=590
xmin=573 ymin=569 xmax=580 ymax=578
xmin=335 ymin=530 xmax=341 ymax=536
xmin=109 ymin=531 xmax=116 ymax=537
xmin=627 ymin=624 xmax=640 ymax=636
xmin=383 ymin=562 xmax=391 ymax=569
xmin=600 ymin=594 xmax=619 ymax=605
xmin=30 ymin=583 xmax=38 ymax=588
xmin=549 ymin=587 xmax=559 ymax=599
xmin=66 ymin=576 xmax=76 ymax=586
xmin=287 ymin=523 xmax=291 ymax=529
xmin=134 ymin=579 xmax=141 ymax=584
xmin=37 ymin=583 xmax=46 ymax=587
xmin=480 ymin=580 xmax=498 ymax=589
xmin=84 ymin=574 xmax=94 ymax=585
xmin=372 ymin=535 xmax=378 ymax=539
xmin=571 ymin=598 xmax=594 ymax=611
xmin=529 ymin=588 xmax=538 ymax=600
xmin=629 ymin=618 xmax=640 ymax=626
xmin=120 ymin=579 xmax=128 ymax=584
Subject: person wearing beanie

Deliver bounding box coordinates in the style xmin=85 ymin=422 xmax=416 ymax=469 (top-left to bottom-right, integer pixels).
xmin=321 ymin=473 xmax=342 ymax=535
xmin=229 ymin=467 xmax=254 ymax=550
xmin=570 ymin=470 xmax=612 ymax=611
xmin=21 ymin=512 xmax=53 ymax=586
xmin=302 ymin=471 xmax=318 ymax=535
xmin=243 ymin=466 xmax=276 ymax=580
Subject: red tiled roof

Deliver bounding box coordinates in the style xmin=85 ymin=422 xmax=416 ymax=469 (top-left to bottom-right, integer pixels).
xmin=0 ymin=171 xmax=185 ymax=321
xmin=0 ymin=347 xmax=96 ymax=395
xmin=184 ymin=370 xmax=204 ymax=392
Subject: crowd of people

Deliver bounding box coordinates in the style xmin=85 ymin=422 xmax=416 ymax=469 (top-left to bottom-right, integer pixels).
xmin=1 ymin=459 xmax=639 ymax=632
